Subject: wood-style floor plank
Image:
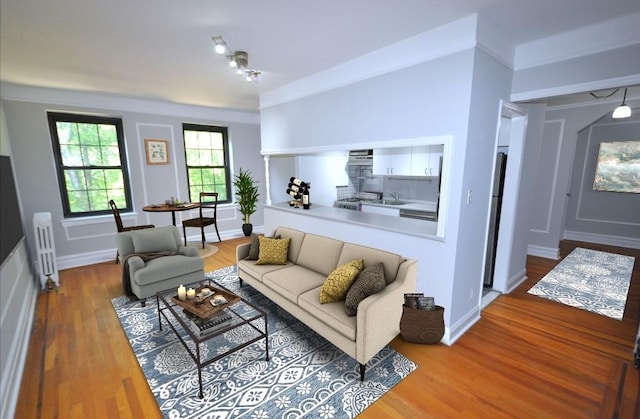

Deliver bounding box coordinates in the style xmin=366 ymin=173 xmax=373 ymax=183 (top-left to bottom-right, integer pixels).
xmin=13 ymin=238 xmax=640 ymax=418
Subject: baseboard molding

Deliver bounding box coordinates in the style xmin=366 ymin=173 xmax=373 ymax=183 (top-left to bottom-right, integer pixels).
xmin=562 ymin=230 xmax=640 ymax=250
xmin=448 ymin=306 xmax=481 ymax=345
xmin=506 ymin=269 xmax=527 ymax=294
xmin=527 ymin=244 xmax=560 ymax=260
xmin=55 ymin=227 xmax=261 ymax=270
xmin=0 ymin=278 xmax=38 ymax=419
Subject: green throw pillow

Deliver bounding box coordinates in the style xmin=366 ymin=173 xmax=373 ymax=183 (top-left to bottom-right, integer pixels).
xmin=255 ymin=236 xmax=290 ymax=265
xmin=320 ymin=259 xmax=363 ymax=304
xmin=344 ymin=263 xmax=386 ymax=316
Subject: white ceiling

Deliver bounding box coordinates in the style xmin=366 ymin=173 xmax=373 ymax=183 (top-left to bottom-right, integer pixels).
xmin=1 ymin=0 xmax=639 ymax=111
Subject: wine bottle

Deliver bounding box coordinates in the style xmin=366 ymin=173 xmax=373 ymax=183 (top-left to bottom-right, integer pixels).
xmin=302 ymin=188 xmax=310 ymax=209
xmin=286 ymin=189 xmax=301 ymax=199
xmin=290 ymin=177 xmax=308 ymax=189
xmin=288 ymin=183 xmax=300 ymax=192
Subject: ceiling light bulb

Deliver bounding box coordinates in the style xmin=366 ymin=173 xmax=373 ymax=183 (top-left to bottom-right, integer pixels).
xmin=612 ymin=105 xmax=631 ymax=119
xmin=612 ymin=87 xmax=632 ymax=119
xmin=229 ymin=59 xmax=237 ymax=68
xmin=215 ymin=44 xmax=226 ymax=54
xmin=236 ymin=68 xmax=244 ymax=75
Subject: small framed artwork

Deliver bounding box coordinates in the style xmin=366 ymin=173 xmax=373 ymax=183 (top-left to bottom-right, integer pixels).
xmin=145 ymin=139 xmax=169 ymax=165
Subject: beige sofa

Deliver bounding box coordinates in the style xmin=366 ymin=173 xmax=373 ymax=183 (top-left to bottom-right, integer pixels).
xmin=236 ymin=226 xmax=417 ymax=380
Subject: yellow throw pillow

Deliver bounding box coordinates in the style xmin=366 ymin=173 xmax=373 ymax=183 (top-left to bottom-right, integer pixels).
xmin=320 ymin=259 xmax=364 ymax=304
xmin=255 ymin=236 xmax=291 ymax=265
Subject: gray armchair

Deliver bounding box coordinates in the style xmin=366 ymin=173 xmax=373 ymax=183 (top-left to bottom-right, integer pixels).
xmin=116 ymin=225 xmax=205 ymax=304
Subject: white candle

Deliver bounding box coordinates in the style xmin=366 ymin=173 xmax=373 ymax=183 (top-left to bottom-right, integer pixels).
xmin=186 ymin=288 xmax=196 ymax=300
xmin=178 ymin=285 xmax=186 ymax=301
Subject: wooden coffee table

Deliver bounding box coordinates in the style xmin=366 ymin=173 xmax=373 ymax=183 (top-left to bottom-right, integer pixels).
xmin=155 ymin=279 xmax=269 ymax=398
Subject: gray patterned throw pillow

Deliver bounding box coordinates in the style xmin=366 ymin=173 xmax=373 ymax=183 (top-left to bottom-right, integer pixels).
xmin=344 ymin=262 xmax=386 ymax=316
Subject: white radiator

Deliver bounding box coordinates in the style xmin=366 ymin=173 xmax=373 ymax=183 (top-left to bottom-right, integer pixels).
xmin=33 ymin=212 xmax=58 ymax=289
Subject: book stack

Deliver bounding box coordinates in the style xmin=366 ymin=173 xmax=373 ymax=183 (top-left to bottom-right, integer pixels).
xmin=404 ymin=293 xmax=435 ymax=311
xmin=189 ymin=310 xmax=232 ymax=336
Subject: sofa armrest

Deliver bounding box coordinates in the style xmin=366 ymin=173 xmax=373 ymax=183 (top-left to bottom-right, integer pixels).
xmin=179 ymin=245 xmax=199 ymax=257
xmin=355 ymin=259 xmax=418 ymax=363
xmin=236 ymin=243 xmax=250 ymax=261
xmin=126 ymin=255 xmax=145 ymax=276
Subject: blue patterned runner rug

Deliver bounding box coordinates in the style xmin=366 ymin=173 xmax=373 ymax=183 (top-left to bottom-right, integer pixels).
xmin=527 ymin=248 xmax=634 ymax=320
xmin=112 ymin=265 xmax=417 ymax=418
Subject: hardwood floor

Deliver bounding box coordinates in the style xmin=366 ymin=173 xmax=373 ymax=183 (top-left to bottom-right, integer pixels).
xmin=14 ymin=239 xmax=639 ymax=418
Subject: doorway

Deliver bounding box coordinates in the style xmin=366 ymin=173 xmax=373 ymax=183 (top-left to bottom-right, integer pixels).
xmin=482 ymin=101 xmax=528 ymax=307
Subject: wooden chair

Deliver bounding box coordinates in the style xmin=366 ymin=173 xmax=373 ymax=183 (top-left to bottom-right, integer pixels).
xmin=182 ymin=192 xmax=221 ymax=248
xmin=109 ymin=199 xmax=155 ymax=263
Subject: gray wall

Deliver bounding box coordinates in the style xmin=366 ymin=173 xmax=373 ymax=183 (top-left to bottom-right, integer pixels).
xmin=1 ymin=86 xmax=263 ymax=269
xmin=527 ymin=98 xmax=640 ymax=256
xmin=512 ymin=44 xmax=640 ymax=99
xmin=0 ymin=104 xmax=38 ymax=419
xmin=564 ymin=115 xmax=640 ymax=240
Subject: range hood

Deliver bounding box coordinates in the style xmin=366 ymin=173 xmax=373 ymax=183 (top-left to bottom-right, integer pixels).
xmin=347 ymin=149 xmax=373 ymax=165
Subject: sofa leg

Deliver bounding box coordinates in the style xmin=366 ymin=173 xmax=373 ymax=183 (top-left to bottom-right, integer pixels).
xmin=140 ymin=298 xmax=146 ymax=307
xmin=239 ymin=278 xmax=243 ymax=288
xmin=359 ymin=363 xmax=366 ymax=381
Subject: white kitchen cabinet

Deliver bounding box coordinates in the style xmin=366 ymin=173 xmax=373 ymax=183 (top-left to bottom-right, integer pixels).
xmin=372 ymin=147 xmax=412 ymax=175
xmin=360 ymin=203 xmax=401 ymax=217
xmin=410 ymin=145 xmax=443 ymax=176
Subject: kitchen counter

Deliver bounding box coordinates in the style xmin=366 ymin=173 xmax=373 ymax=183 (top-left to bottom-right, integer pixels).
xmin=362 ymin=200 xmax=437 ymax=212
xmin=266 ymin=202 xmax=439 ymax=238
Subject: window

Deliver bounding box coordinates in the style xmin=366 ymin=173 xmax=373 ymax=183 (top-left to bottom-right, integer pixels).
xmin=47 ymin=112 xmax=132 ymax=217
xmin=183 ymin=124 xmax=231 ymax=203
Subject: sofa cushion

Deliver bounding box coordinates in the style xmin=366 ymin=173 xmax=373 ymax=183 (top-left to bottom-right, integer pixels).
xmin=256 ymin=236 xmax=291 ymax=265
xmin=344 ymin=263 xmax=386 ymax=316
xmin=320 ymin=259 xmax=363 ymax=304
xmin=299 ymin=287 xmax=356 ymax=341
xmin=131 ymin=227 xmax=178 ymax=253
xmin=238 ymin=259 xmax=292 ymax=283
xmin=338 ymin=243 xmax=403 ymax=285
xmin=133 ymin=255 xmax=203 ymax=286
xmin=263 ymin=265 xmax=326 ymax=304
xmin=274 ymin=227 xmax=307 ymax=264
xmin=245 ymin=233 xmax=281 ymax=260
xmin=296 ymin=234 xmax=344 ymax=276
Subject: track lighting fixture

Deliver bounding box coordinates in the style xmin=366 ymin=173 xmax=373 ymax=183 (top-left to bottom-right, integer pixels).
xmin=612 ymin=88 xmax=631 ymax=119
xmin=211 ymin=36 xmax=261 ymax=83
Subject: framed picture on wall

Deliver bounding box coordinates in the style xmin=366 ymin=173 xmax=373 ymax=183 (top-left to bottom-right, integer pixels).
xmin=593 ymin=140 xmax=640 ymax=193
xmin=145 ymin=139 xmax=169 ymax=165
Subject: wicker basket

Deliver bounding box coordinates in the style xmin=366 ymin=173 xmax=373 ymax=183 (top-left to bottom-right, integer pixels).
xmin=400 ymin=305 xmax=445 ymax=344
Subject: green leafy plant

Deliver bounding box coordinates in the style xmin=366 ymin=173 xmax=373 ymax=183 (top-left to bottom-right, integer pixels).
xmin=233 ymin=168 xmax=260 ymax=224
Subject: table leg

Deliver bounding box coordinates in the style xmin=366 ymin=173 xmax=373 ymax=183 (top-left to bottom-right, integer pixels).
xmin=157 ymin=295 xmax=162 ymax=331
xmin=171 ymin=211 xmax=177 ymax=226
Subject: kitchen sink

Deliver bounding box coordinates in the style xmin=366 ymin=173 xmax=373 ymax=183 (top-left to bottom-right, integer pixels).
xmin=377 ymin=200 xmax=406 ymax=206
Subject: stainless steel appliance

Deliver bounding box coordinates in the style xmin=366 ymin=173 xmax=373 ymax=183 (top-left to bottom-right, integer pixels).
xmin=483 ymin=152 xmax=507 ymax=288
xmin=347 ymin=149 xmax=373 ymax=165
xmin=334 ymin=198 xmax=362 ymax=210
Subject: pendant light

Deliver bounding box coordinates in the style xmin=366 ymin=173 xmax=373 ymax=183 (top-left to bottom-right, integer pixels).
xmin=612 ymin=88 xmax=631 ymax=119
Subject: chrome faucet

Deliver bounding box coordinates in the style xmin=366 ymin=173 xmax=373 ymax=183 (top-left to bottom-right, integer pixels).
xmin=390 ymin=192 xmax=400 ymax=201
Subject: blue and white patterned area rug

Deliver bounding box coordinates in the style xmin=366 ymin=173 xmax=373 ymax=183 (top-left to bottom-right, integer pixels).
xmin=112 ymin=265 xmax=416 ymax=418
xmin=527 ymin=248 xmax=634 ymax=320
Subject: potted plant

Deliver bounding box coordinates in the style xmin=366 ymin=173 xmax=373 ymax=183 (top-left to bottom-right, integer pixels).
xmin=233 ymin=168 xmax=260 ymax=236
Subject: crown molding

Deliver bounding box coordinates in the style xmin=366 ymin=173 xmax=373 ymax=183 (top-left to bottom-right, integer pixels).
xmin=0 ymin=83 xmax=260 ymax=125
xmin=514 ymin=12 xmax=640 ymax=70
xmin=260 ymin=15 xmax=479 ymax=110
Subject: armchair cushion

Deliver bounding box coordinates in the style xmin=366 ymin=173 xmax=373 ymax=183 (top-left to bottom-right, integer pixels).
xmin=132 ymin=227 xmax=178 ymax=253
